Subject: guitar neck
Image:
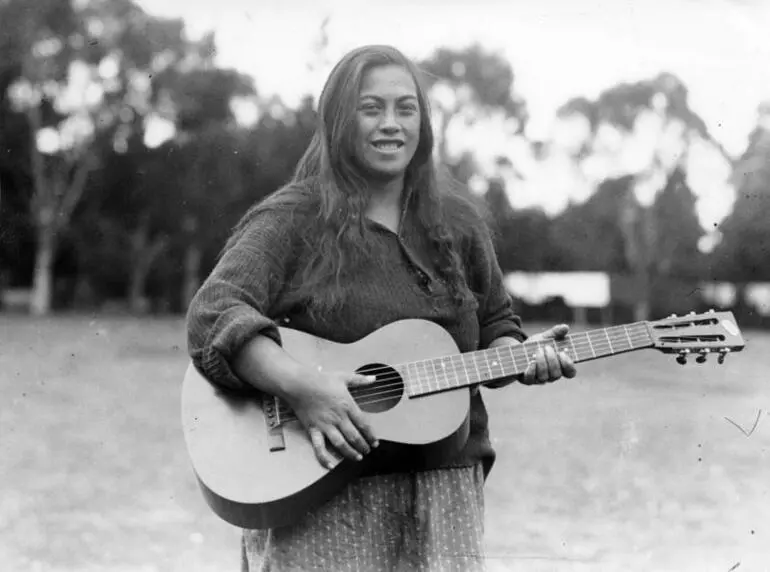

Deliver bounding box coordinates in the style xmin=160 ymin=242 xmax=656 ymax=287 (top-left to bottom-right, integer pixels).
xmin=403 ymin=321 xmax=653 ymax=397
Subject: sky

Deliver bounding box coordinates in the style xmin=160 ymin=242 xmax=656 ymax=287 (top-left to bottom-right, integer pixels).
xmin=137 ymin=0 xmax=770 ymax=156
xmin=135 ymin=0 xmax=770 ymax=230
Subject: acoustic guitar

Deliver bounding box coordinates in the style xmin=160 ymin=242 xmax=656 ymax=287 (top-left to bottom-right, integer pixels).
xmin=181 ymin=311 xmax=745 ymax=529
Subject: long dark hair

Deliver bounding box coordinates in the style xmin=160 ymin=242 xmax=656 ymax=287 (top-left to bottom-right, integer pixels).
xmin=228 ymin=45 xmax=481 ymax=316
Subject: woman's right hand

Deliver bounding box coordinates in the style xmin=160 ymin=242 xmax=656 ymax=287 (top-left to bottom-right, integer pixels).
xmin=283 ymin=370 xmax=379 ymax=469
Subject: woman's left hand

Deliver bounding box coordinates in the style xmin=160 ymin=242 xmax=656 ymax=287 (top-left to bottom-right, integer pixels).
xmin=519 ymin=324 xmax=577 ymax=385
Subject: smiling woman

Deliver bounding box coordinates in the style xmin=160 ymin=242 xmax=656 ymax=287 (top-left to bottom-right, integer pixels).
xmin=186 ymin=44 xmax=575 ymax=571
xmin=355 ymin=65 xmax=420 ymax=178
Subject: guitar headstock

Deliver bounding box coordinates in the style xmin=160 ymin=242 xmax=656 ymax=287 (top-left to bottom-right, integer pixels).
xmin=649 ymin=310 xmax=745 ymax=365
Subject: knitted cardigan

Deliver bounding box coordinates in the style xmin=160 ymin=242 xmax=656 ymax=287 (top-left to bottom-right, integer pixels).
xmin=186 ymin=182 xmax=527 ymax=477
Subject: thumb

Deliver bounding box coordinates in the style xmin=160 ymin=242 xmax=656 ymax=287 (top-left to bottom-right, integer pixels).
xmin=347 ymin=373 xmax=378 ymax=387
xmin=541 ymin=323 xmax=570 ymax=340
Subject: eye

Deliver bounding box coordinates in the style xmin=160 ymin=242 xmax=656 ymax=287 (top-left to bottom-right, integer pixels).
xmin=359 ymin=103 xmax=381 ymax=114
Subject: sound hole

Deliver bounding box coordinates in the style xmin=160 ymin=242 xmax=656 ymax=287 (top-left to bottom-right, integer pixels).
xmin=352 ymin=363 xmax=403 ymax=413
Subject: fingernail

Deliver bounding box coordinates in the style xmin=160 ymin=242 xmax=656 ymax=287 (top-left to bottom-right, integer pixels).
xmin=373 ymin=440 xmax=379 ymax=448
xmin=366 ymin=375 xmax=376 ymax=382
xmin=356 ymin=454 xmax=363 ymax=461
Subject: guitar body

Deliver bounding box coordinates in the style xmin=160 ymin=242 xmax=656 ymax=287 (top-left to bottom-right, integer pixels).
xmin=181 ymin=319 xmax=471 ymax=530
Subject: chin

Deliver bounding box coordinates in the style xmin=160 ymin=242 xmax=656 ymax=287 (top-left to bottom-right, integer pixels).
xmin=369 ymin=166 xmax=407 ymax=182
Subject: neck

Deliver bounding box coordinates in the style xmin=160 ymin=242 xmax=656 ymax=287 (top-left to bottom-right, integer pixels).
xmin=366 ymin=176 xmax=404 ymax=208
xmin=400 ymin=322 xmax=654 ymax=397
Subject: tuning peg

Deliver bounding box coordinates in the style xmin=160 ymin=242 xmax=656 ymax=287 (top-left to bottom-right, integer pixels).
xmin=708 ymin=309 xmax=715 ymax=313
xmin=688 ymin=311 xmax=696 ymax=316
xmin=668 ymin=314 xmax=677 ymax=318
xmin=696 ymin=349 xmax=709 ymax=364
xmin=676 ymin=349 xmax=690 ymax=365
xmin=718 ymin=348 xmax=730 ymax=365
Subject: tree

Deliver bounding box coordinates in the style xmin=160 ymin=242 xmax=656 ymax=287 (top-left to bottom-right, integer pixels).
xmin=0 ymin=0 xmax=197 ymax=314
xmin=711 ymin=102 xmax=770 ymax=281
xmin=550 ymin=176 xmax=632 ymax=273
xmin=150 ymin=58 xmax=256 ymax=311
xmin=555 ymin=73 xmax=729 ymax=319
xmin=419 ymin=44 xmax=527 ymax=168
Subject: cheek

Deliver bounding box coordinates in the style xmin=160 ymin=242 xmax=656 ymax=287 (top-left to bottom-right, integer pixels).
xmin=407 ymin=115 xmax=422 ymax=140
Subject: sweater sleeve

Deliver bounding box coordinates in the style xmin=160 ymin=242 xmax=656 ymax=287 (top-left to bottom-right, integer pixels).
xmin=466 ymin=219 xmax=528 ymax=349
xmin=185 ymin=208 xmax=296 ymax=392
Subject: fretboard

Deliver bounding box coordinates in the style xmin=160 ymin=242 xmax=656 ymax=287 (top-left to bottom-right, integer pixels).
xmin=402 ymin=322 xmax=653 ymax=397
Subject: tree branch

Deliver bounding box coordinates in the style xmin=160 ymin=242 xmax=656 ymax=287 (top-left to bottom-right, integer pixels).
xmin=26 ymin=101 xmax=50 ymax=223
xmin=57 ymin=150 xmax=96 ymax=228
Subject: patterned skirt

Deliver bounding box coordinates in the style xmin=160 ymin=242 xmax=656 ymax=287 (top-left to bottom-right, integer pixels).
xmin=242 ymin=464 xmax=486 ymax=572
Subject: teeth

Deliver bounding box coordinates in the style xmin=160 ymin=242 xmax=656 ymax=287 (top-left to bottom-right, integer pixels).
xmin=374 ymin=143 xmax=400 ymax=151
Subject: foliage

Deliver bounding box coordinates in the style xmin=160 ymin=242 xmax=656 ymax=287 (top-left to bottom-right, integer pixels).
xmin=710 ymin=105 xmax=770 ymax=281
xmin=0 ymin=9 xmax=764 ymax=315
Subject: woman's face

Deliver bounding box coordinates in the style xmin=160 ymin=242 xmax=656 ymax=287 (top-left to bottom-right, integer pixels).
xmin=354 ymin=64 xmax=421 ymax=181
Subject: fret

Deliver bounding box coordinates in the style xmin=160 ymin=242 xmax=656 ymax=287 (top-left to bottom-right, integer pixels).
xmin=623 ymin=325 xmax=634 ymax=348
xmin=419 ymin=359 xmax=432 ymax=393
xmin=471 ymin=353 xmax=487 ymax=382
xmin=585 ymin=333 xmax=596 ymax=358
xmin=406 ymin=362 xmax=419 ymax=394
xmin=469 ymin=353 xmax=482 ymax=384
xmin=604 ymin=328 xmax=614 ymax=353
xmin=568 ymin=336 xmax=577 ymax=361
xmin=615 ymin=325 xmax=633 ymax=352
xmin=439 ymin=356 xmax=449 ymax=389
xmin=458 ymin=354 xmax=473 ymax=385
xmin=514 ymin=344 xmax=530 ymax=372
xmin=432 ymin=357 xmax=446 ymax=392
xmin=451 ymin=355 xmax=463 ymax=387
xmin=527 ymin=342 xmax=540 ymax=367
xmin=488 ymin=347 xmax=505 ymax=380
xmin=482 ymin=349 xmax=495 ymax=381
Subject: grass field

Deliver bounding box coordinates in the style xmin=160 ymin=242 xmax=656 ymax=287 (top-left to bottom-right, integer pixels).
xmin=1 ymin=314 xmax=769 ymax=572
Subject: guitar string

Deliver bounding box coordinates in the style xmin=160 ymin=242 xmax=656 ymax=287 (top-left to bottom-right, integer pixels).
xmin=273 ymin=329 xmax=653 ymax=410
xmin=272 ymin=319 xmax=714 ymax=412
xmin=272 ymin=324 xmax=730 ymax=419
xmin=274 ymin=329 xmax=654 ymax=410
xmin=273 ymin=330 xmax=654 ymax=418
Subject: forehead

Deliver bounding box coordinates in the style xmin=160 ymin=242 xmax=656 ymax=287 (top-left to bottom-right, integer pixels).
xmin=359 ymin=65 xmax=418 ymax=99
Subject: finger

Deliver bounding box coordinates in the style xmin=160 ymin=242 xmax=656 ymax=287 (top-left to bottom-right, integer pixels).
xmin=536 ymin=349 xmax=551 ymax=383
xmin=347 ymin=374 xmax=378 ymax=388
xmin=324 ymin=426 xmax=363 ymax=462
xmin=543 ymin=345 xmax=562 ymax=380
xmin=309 ymin=427 xmax=337 ymax=470
xmin=521 ymin=361 xmax=538 ymax=385
xmin=348 ymin=407 xmax=379 ymax=448
xmin=540 ymin=324 xmax=569 ymax=340
xmin=338 ymin=417 xmax=371 ymax=456
xmin=560 ymin=351 xmax=577 ymax=378
xmin=552 ymin=324 xmax=570 ymax=340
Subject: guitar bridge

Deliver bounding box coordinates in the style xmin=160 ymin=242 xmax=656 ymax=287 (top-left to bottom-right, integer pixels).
xmin=262 ymin=394 xmax=286 ymax=452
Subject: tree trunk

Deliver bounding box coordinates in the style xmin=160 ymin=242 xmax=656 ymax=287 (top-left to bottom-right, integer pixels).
xmin=128 ymin=263 xmax=150 ymax=315
xmin=30 ymin=225 xmax=56 ymax=316
xmin=621 ymin=190 xmax=652 ymax=322
xmin=182 ymin=216 xmax=201 ymax=311
xmin=182 ymin=243 xmax=202 ymax=311
xmin=128 ymin=214 xmax=167 ymax=314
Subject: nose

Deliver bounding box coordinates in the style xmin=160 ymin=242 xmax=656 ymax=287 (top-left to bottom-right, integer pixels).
xmin=379 ymin=107 xmax=400 ymax=133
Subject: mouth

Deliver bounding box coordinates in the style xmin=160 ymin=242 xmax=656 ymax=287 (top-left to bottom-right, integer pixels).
xmin=370 ymin=140 xmax=404 ymax=153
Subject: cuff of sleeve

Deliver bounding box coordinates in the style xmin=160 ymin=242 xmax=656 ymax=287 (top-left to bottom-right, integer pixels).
xmin=480 ymin=323 xmax=528 ymax=349
xmin=199 ymin=307 xmax=281 ymax=392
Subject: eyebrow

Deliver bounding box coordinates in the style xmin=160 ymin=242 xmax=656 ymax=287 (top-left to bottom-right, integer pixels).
xmin=359 ymin=94 xmax=418 ymax=103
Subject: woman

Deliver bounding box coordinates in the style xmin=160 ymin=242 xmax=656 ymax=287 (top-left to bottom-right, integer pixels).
xmin=186 ymin=44 xmax=576 ymax=571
